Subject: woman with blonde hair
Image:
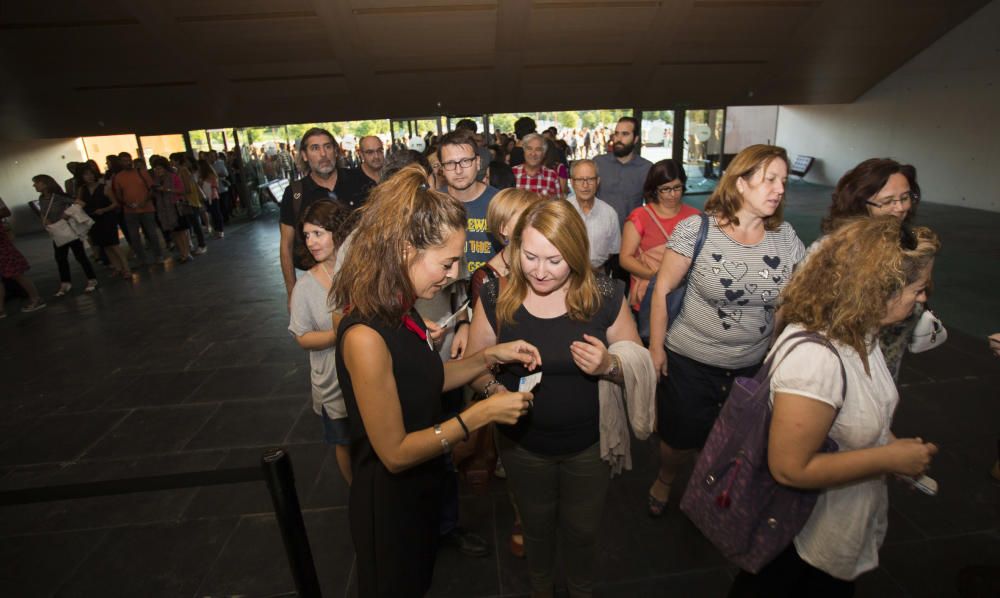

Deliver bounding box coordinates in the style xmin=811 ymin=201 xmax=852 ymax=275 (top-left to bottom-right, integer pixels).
xmin=729 ymin=216 xmax=940 ymax=596
xmin=645 ymin=144 xmax=806 ymax=515
xmin=331 ymin=164 xmax=541 ymax=597
xmin=468 ymin=187 xmax=542 ymax=309
xmin=466 ymin=199 xmax=644 ymax=597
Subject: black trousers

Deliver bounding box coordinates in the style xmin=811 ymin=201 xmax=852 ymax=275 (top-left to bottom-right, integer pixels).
xmin=728 ymin=544 xmax=856 ymax=598
xmin=54 ymin=240 xmax=96 ymax=283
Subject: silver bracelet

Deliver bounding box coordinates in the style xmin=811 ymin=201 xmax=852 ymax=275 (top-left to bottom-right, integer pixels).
xmin=483 ymin=379 xmax=503 ymax=397
xmin=433 ymin=424 xmax=451 ymax=454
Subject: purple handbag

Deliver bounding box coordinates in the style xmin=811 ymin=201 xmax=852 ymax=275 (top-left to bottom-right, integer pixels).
xmin=679 ymin=330 xmax=846 ymax=573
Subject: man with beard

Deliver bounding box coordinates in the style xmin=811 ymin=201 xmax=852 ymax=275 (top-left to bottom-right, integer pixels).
xmin=593 ymin=116 xmax=652 ymax=285
xmin=279 ymin=128 xmax=353 ymax=309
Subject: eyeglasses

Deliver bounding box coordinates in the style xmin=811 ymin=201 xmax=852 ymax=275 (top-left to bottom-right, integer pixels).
xmin=571 ymin=176 xmax=598 ymax=185
xmin=440 ymin=157 xmax=476 ymax=171
xmin=866 ymin=191 xmax=917 ymax=209
xmin=657 ymin=184 xmax=684 ymax=195
xmin=361 ymin=148 xmax=384 ymax=156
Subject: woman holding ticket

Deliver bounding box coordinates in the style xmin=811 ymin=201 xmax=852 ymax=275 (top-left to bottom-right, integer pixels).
xmin=331 ymin=165 xmax=540 ymax=598
xmin=467 ymin=199 xmax=643 ymax=598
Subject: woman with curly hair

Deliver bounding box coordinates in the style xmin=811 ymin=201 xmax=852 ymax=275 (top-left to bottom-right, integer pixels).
xmin=819 ymin=158 xmax=926 ymax=379
xmin=729 ymin=216 xmax=940 ymax=597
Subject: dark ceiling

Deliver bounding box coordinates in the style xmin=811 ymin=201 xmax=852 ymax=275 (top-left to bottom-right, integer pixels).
xmin=0 ymin=0 xmax=989 ymax=140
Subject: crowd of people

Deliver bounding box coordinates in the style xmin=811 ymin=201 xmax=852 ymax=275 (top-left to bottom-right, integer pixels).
xmin=274 ymin=117 xmax=989 ymax=598
xmin=1 ymin=113 xmax=992 ymax=598
xmin=0 ymin=149 xmax=244 ymax=314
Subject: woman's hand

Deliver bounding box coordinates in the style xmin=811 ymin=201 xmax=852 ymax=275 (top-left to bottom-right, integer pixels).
xmin=450 ymin=323 xmax=469 ymax=359
xmin=649 ymin=344 xmax=668 ymax=376
xmin=884 ymin=437 xmax=938 ymax=477
xmin=482 ymin=391 xmax=534 ymax=425
xmin=570 ymin=334 xmax=611 ymax=376
xmin=484 ymin=341 xmax=541 ymax=371
xmin=423 ymin=319 xmax=446 ymax=347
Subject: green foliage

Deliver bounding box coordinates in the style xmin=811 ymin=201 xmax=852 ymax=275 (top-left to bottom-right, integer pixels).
xmin=491 ymin=113 xmax=516 ymax=134
xmin=557 ymin=111 xmax=580 ymax=129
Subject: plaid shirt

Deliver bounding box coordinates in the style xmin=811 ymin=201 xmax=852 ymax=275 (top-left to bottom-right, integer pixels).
xmin=512 ymin=165 xmax=561 ymax=198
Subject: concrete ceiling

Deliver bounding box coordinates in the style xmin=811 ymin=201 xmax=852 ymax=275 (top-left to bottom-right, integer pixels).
xmin=0 ymin=0 xmax=989 ymax=139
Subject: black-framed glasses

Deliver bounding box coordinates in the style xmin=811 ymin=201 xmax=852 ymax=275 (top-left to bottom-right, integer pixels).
xmin=866 ymin=191 xmax=918 ymax=209
xmin=657 ymin=184 xmax=684 ymax=195
xmin=440 ymin=157 xmax=476 ymax=171
xmin=571 ymin=176 xmax=598 ymax=185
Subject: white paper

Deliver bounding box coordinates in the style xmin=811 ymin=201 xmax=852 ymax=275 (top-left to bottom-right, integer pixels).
xmin=518 ymin=372 xmax=542 ymax=393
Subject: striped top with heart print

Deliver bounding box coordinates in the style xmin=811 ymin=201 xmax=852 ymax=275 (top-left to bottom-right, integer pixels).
xmin=664 ymin=214 xmax=806 ymax=368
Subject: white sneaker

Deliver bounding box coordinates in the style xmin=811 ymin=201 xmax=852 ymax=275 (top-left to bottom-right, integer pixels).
xmin=54 ymin=284 xmax=71 ymax=297
xmin=84 ymin=280 xmax=98 ymax=293
xmin=192 ymin=246 xmax=207 ymax=255
xmin=21 ymin=301 xmax=47 ymax=313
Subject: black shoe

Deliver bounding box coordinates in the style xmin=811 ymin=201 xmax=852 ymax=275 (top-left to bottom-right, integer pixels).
xmin=441 ymin=526 xmax=489 ymax=558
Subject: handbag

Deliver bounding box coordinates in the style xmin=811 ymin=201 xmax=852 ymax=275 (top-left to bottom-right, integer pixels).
xmin=42 ymin=197 xmax=81 ymax=247
xmin=908 ymin=308 xmax=947 ymax=353
xmin=637 ymin=212 xmax=708 ymax=343
xmin=679 ymin=330 xmax=846 ymax=574
xmin=627 ymin=206 xmax=671 ymax=308
xmin=64 ymin=203 xmax=95 ymax=235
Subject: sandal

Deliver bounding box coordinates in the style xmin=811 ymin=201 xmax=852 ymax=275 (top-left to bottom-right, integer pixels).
xmin=648 ymin=475 xmax=671 ymax=518
xmin=510 ymin=521 xmax=525 ymax=559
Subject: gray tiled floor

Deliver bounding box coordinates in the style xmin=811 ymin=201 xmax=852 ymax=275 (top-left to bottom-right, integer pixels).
xmin=1 ymin=192 xmax=998 ymax=597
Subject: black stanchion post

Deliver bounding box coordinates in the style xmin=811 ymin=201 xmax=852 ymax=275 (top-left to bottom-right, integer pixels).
xmin=262 ymin=448 xmax=322 ymax=598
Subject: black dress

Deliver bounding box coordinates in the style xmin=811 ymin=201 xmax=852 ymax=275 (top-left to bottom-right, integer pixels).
xmin=79 ymin=183 xmax=120 ymax=247
xmin=336 ymin=309 xmax=446 ymax=598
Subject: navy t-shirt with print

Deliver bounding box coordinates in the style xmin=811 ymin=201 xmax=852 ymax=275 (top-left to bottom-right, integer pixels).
xmin=462 ymin=185 xmax=498 ymax=278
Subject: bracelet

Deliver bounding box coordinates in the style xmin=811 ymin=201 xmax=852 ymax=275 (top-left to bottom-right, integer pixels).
xmin=483 ymin=379 xmax=503 ymax=397
xmin=455 ymin=414 xmax=470 ymax=441
xmin=604 ymin=355 xmax=622 ymax=379
xmin=455 ymin=320 xmax=470 ymax=329
xmin=433 ymin=424 xmax=451 ymax=454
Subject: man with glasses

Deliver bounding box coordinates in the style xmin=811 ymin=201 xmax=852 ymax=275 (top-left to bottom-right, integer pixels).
xmin=567 ymin=160 xmax=620 ymax=272
xmin=454 ymin=119 xmax=491 ymax=183
xmin=594 ymin=116 xmax=652 ymax=284
xmin=336 ymin=135 xmax=383 ymax=211
xmin=512 ymin=133 xmax=562 ymax=198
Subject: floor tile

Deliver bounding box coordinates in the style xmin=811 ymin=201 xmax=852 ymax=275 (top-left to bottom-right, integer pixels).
xmin=183 ymin=397 xmax=304 ymax=451
xmin=83 ymin=404 xmax=220 ymax=458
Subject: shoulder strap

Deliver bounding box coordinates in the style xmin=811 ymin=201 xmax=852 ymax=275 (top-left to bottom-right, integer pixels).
xmin=291 ymin=178 xmax=304 ymax=218
xmin=642 ymin=205 xmax=670 ymax=241
xmin=690 ymin=213 xmax=710 ymax=263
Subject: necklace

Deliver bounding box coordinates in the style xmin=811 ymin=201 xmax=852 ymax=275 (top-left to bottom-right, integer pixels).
xmin=499 ymin=249 xmax=510 ymax=274
xmin=320 ymin=262 xmax=335 ymax=284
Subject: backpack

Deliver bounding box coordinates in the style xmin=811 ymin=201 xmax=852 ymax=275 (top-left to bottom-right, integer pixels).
xmin=679 ymin=330 xmax=846 ymax=573
xmin=637 ymin=213 xmax=708 ymax=344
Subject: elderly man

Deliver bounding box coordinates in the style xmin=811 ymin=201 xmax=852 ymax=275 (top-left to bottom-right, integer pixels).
xmin=567 ymin=159 xmax=620 ymax=271
xmin=512 ymin=133 xmax=561 ymax=198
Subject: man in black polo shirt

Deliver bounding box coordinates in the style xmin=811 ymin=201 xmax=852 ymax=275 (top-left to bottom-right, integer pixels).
xmin=279 ymin=127 xmax=352 ymax=309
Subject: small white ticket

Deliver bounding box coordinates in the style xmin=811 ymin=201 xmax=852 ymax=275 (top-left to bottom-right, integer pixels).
xmin=435 ymin=299 xmax=470 ymax=329
xmin=518 ymin=372 xmax=542 ymax=393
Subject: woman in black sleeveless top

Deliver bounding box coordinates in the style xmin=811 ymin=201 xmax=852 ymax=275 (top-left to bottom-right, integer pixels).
xmin=332 ymin=165 xmax=541 ymax=598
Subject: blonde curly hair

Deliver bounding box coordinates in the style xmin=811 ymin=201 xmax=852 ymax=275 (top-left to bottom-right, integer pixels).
xmin=780 ymin=216 xmax=940 ymax=371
